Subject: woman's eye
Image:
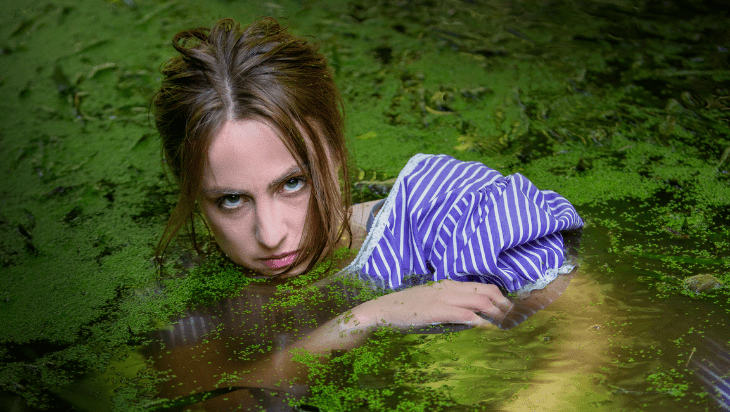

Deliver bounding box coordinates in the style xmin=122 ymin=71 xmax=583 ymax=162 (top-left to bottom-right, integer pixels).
xmin=218 ymin=194 xmax=243 ymax=209
xmin=282 ymin=177 xmax=305 ymax=193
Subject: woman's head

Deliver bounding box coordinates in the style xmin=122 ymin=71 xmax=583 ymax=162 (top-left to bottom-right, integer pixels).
xmin=153 ymin=18 xmax=350 ymax=276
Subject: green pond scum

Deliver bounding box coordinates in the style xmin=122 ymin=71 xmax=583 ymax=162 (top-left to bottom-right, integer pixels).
xmin=0 ymin=0 xmax=729 ymax=410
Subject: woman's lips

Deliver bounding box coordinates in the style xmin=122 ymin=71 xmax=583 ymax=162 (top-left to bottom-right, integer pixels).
xmin=261 ymin=252 xmax=298 ymax=270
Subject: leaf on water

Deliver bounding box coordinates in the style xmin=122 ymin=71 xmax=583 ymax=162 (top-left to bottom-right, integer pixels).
xmin=73 ymin=39 xmax=111 ymax=55
xmin=355 ymin=131 xmax=377 ymax=140
xmin=138 ymin=0 xmax=179 ymax=25
xmin=88 ymin=62 xmax=118 ymax=79
xmin=424 ymin=105 xmax=453 ymax=115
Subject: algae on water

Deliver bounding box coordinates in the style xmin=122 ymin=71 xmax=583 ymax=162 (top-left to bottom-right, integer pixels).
xmin=0 ymin=0 xmax=728 ymax=410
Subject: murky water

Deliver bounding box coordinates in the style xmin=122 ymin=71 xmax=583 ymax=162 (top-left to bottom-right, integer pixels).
xmin=129 ymin=223 xmax=728 ymax=412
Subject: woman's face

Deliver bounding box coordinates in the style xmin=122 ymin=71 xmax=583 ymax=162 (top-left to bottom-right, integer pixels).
xmin=199 ymin=120 xmax=312 ymax=277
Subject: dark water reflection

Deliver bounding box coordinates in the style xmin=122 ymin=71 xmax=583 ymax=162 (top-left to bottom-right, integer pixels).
xmin=144 ymin=277 xmax=364 ymax=410
xmin=142 ymin=226 xmax=729 ymax=411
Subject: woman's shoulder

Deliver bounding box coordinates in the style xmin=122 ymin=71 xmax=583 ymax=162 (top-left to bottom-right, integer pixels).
xmin=401 ymin=153 xmax=499 ymax=176
xmin=398 ymin=153 xmax=503 ymax=194
xmin=350 ymin=200 xmax=382 ymax=230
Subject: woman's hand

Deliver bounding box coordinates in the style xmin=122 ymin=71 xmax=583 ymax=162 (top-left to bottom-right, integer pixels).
xmin=342 ymin=280 xmax=514 ymax=330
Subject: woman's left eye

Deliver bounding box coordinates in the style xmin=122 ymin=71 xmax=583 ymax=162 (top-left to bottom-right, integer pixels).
xmin=282 ymin=177 xmax=305 ymax=193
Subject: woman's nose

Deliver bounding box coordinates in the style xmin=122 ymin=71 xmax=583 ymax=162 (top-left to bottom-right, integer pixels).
xmin=254 ymin=201 xmax=286 ymax=249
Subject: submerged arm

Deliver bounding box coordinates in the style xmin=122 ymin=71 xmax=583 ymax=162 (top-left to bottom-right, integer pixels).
xmin=237 ymin=279 xmax=513 ymax=390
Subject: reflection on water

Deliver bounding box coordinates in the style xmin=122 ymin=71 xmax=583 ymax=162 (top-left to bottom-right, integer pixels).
xmin=693 ymin=338 xmax=730 ymax=411
xmin=142 ymin=225 xmax=729 ymax=411
xmin=144 ymin=277 xmax=364 ymax=410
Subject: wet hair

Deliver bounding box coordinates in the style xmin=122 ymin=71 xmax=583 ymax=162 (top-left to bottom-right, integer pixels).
xmin=153 ymin=17 xmax=351 ymax=274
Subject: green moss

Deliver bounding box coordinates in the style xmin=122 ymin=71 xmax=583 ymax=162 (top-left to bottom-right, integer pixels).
xmin=290 ymin=328 xmax=463 ymax=412
xmin=647 ymin=368 xmax=690 ymax=398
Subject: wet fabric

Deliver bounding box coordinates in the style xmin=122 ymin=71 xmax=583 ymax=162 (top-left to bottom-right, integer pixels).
xmin=345 ymin=154 xmax=584 ymax=292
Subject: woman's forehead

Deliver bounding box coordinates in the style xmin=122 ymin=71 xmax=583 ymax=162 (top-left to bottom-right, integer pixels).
xmin=202 ymin=120 xmax=301 ymax=192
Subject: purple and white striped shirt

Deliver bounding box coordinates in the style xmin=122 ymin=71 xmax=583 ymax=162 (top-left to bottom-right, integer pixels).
xmin=346 ymin=154 xmax=584 ymax=292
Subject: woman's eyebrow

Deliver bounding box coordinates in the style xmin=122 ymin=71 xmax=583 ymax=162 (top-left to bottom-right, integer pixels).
xmin=268 ymin=166 xmax=304 ymax=190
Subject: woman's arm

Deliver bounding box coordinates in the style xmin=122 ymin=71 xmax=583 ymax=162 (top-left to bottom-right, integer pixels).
xmin=236 ymin=279 xmax=513 ymax=390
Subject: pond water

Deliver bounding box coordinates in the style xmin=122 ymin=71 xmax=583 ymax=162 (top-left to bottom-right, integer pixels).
xmin=53 ymin=222 xmax=729 ymax=411
xmin=1 ymin=0 xmax=729 ymax=411
xmin=127 ymin=219 xmax=727 ymax=412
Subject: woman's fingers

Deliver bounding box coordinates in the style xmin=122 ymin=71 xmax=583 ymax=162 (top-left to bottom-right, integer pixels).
xmin=448 ymin=307 xmax=495 ymax=327
xmin=438 ymin=288 xmax=506 ymax=321
xmin=431 ymin=280 xmax=514 ymax=319
xmin=470 ymin=282 xmax=514 ymax=314
xmin=405 ymin=280 xmax=512 ymax=325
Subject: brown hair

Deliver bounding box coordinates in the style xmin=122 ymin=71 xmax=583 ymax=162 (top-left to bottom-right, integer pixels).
xmin=153 ymin=17 xmax=351 ymax=274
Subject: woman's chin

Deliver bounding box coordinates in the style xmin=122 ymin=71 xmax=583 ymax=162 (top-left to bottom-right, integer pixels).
xmin=276 ymin=261 xmax=310 ymax=278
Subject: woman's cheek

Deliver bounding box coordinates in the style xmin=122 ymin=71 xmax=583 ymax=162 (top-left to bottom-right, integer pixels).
xmin=201 ymin=209 xmax=246 ymax=261
xmin=287 ymin=191 xmax=311 ymax=243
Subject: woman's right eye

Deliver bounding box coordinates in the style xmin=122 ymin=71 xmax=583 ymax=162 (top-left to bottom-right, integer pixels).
xmin=218 ymin=194 xmax=244 ymax=209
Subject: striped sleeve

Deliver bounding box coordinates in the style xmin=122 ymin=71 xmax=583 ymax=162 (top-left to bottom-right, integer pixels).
xmin=349 ymin=154 xmax=584 ymax=292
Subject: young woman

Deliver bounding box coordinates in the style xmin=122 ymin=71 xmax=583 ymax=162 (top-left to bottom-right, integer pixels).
xmin=153 ymin=17 xmax=583 ymax=333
